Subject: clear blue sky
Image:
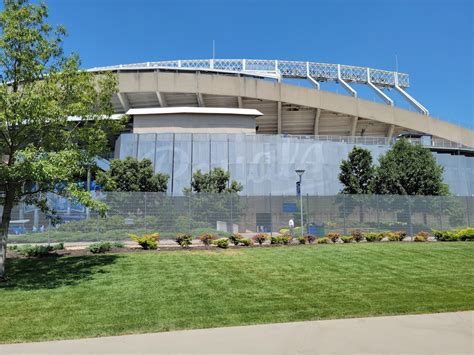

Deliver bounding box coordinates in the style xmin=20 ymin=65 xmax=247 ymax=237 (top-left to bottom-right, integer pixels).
xmin=39 ymin=0 xmax=474 ymax=128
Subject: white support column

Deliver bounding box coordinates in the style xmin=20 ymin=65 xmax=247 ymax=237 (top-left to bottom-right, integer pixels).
xmin=275 ymin=60 xmax=282 ymax=82
xmin=196 ymin=93 xmax=205 ymax=107
xmin=394 ymin=73 xmax=429 ymax=115
xmin=117 ymin=93 xmax=129 ymax=112
xmin=308 ymin=76 xmax=320 ymax=90
xmin=306 ymin=62 xmax=320 ymax=89
xmin=337 ymin=64 xmax=357 ymax=97
xmin=237 ymin=96 xmax=243 ymax=108
xmin=313 ymin=108 xmax=321 ymax=135
xmin=350 ymin=116 xmax=358 ymax=136
xmin=367 ymin=68 xmax=393 ymax=105
xmin=387 ymin=124 xmax=395 ymax=141
xmin=277 ymin=101 xmax=282 ymax=134
xmin=155 ymin=92 xmax=167 ymax=107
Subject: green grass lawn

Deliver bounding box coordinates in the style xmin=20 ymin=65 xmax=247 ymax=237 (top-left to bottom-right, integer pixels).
xmin=1 ymin=243 xmax=473 ymax=343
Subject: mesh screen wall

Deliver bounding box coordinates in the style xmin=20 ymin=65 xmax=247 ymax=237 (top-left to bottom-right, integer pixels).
xmin=116 ymin=133 xmax=474 ymax=196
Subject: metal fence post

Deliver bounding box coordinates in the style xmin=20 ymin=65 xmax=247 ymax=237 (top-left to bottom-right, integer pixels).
xmin=188 ymin=193 xmax=192 ymax=234
xmin=342 ymin=195 xmax=347 ymax=235
xmin=306 ymin=193 xmax=309 ymax=233
xmin=407 ymin=197 xmax=413 ymax=237
xmin=376 ymin=195 xmax=381 ymax=231
xmin=466 ymin=196 xmax=471 ymax=227
xmin=439 ymin=198 xmax=443 ymax=230
xmin=96 ymin=212 xmax=100 ymax=242
xmin=230 ymin=193 xmax=233 ymax=233
xmin=144 ymin=192 xmax=147 ymax=233
xmin=269 ymin=193 xmax=273 ymax=236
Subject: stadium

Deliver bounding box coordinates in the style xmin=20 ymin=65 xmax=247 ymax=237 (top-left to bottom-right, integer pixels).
xmin=89 ymin=59 xmax=474 ymax=196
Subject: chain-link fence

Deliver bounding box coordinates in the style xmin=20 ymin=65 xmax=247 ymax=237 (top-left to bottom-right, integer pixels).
xmin=6 ymin=193 xmax=474 ymax=244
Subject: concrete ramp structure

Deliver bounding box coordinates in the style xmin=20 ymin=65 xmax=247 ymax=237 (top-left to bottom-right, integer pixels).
xmin=89 ymin=59 xmax=474 ymax=196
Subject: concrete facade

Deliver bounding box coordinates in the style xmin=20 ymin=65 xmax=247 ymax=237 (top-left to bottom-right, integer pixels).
xmin=113 ymin=71 xmax=474 ymax=148
xmin=133 ymin=113 xmax=256 ymax=134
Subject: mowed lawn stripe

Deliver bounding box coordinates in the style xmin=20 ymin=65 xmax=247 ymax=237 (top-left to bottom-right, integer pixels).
xmin=0 ymin=243 xmax=473 ymax=343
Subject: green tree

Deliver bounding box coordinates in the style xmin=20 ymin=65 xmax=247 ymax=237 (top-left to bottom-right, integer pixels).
xmin=373 ymin=139 xmax=450 ymax=235
xmin=338 ymin=146 xmax=375 ymax=194
xmin=184 ymin=168 xmax=243 ymax=231
xmin=373 ymin=139 xmax=448 ymax=196
xmin=338 ymin=146 xmax=375 ymax=223
xmin=0 ymin=0 xmax=121 ymax=279
xmin=96 ymin=157 xmax=168 ymax=192
xmin=186 ymin=167 xmax=243 ymax=193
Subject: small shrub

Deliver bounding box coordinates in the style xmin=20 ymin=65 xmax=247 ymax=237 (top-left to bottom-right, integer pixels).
xmin=239 ymin=238 xmax=253 ymax=246
xmin=129 ymin=233 xmax=160 ymax=250
xmin=112 ymin=241 xmax=125 ymax=248
xmin=393 ymin=231 xmax=407 ymax=241
xmin=214 ymin=238 xmax=229 ymax=249
xmin=456 ymin=228 xmax=474 ymax=241
xmin=351 ymin=230 xmax=364 ymax=242
xmin=281 ymin=235 xmax=293 ymax=245
xmin=414 ymin=235 xmax=426 ymax=242
xmin=7 ymin=245 xmax=18 ymax=251
xmin=252 ymin=233 xmax=268 ymax=245
xmin=176 ymin=233 xmax=193 ymax=248
xmin=387 ymin=232 xmax=401 ymax=242
xmin=341 ymin=236 xmax=353 ymax=243
xmin=297 ymin=236 xmax=306 ymax=244
xmin=270 ymin=236 xmax=283 ymax=245
xmin=416 ymin=231 xmax=431 ymax=238
xmin=17 ymin=244 xmax=58 ymax=257
xmin=433 ymin=230 xmax=459 ymax=242
xmin=304 ymin=234 xmax=316 ymax=244
xmin=52 ymin=242 xmax=65 ymax=251
xmin=88 ymin=241 xmax=112 ymax=254
xmin=199 ymin=232 xmax=217 ymax=246
xmin=317 ymin=237 xmax=330 ymax=244
xmin=229 ymin=233 xmax=243 ymax=246
xmin=326 ymin=232 xmax=341 ymax=243
xmin=365 ymin=232 xmax=383 ymax=242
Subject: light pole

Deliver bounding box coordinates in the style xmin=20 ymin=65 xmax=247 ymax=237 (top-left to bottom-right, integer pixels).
xmin=295 ymin=169 xmax=305 ymax=237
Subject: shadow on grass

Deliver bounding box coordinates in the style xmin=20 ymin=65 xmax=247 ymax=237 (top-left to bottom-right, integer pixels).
xmin=0 ymin=254 xmax=121 ymax=291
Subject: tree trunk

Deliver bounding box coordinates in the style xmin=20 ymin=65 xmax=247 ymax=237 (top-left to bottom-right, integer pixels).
xmin=0 ymin=188 xmax=15 ymax=281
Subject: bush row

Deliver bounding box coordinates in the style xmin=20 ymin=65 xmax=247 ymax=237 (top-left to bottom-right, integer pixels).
xmin=127 ymin=227 xmax=473 ymax=251
xmin=8 ymin=243 xmax=64 ymax=257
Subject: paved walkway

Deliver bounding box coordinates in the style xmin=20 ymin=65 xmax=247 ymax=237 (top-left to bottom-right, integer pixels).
xmin=1 ymin=311 xmax=472 ymax=354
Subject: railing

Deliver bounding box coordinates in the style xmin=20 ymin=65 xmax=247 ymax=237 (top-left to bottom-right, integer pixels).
xmin=89 ymin=59 xmax=410 ymax=88
xmin=264 ymin=134 xmax=474 ymax=151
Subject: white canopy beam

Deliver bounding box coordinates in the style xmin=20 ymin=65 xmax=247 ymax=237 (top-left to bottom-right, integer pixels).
xmin=367 ymin=68 xmax=393 ymax=105
xmin=337 ymin=65 xmax=357 ymax=97
xmin=394 ymin=73 xmax=429 ymax=115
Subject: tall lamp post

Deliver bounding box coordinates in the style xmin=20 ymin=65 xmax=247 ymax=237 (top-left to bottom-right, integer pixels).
xmin=295 ymin=169 xmax=305 ymax=237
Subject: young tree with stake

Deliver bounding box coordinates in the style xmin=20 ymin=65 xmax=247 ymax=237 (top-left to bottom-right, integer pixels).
xmin=0 ymin=0 xmax=121 ymax=280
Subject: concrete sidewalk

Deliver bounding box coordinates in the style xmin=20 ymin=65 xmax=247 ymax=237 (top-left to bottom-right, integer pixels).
xmin=1 ymin=311 xmax=472 ymax=354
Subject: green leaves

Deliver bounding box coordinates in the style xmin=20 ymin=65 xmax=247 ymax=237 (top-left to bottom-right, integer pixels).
xmin=373 ymin=139 xmax=447 ymax=196
xmin=0 ymin=0 xmax=122 ymax=221
xmin=96 ymin=157 xmax=169 ymax=192
xmin=339 ymin=140 xmax=448 ymax=197
xmin=338 ymin=146 xmax=375 ymax=194
xmin=188 ymin=167 xmax=243 ymax=193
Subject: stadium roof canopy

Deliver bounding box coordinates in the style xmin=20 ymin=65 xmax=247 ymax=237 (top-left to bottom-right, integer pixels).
xmin=89 ymin=59 xmax=474 ymax=148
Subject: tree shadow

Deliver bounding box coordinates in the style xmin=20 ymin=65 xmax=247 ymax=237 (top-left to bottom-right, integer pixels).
xmin=0 ymin=254 xmax=121 ymax=291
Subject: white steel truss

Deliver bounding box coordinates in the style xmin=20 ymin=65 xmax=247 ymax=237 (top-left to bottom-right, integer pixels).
xmin=90 ymin=59 xmax=429 ymax=114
